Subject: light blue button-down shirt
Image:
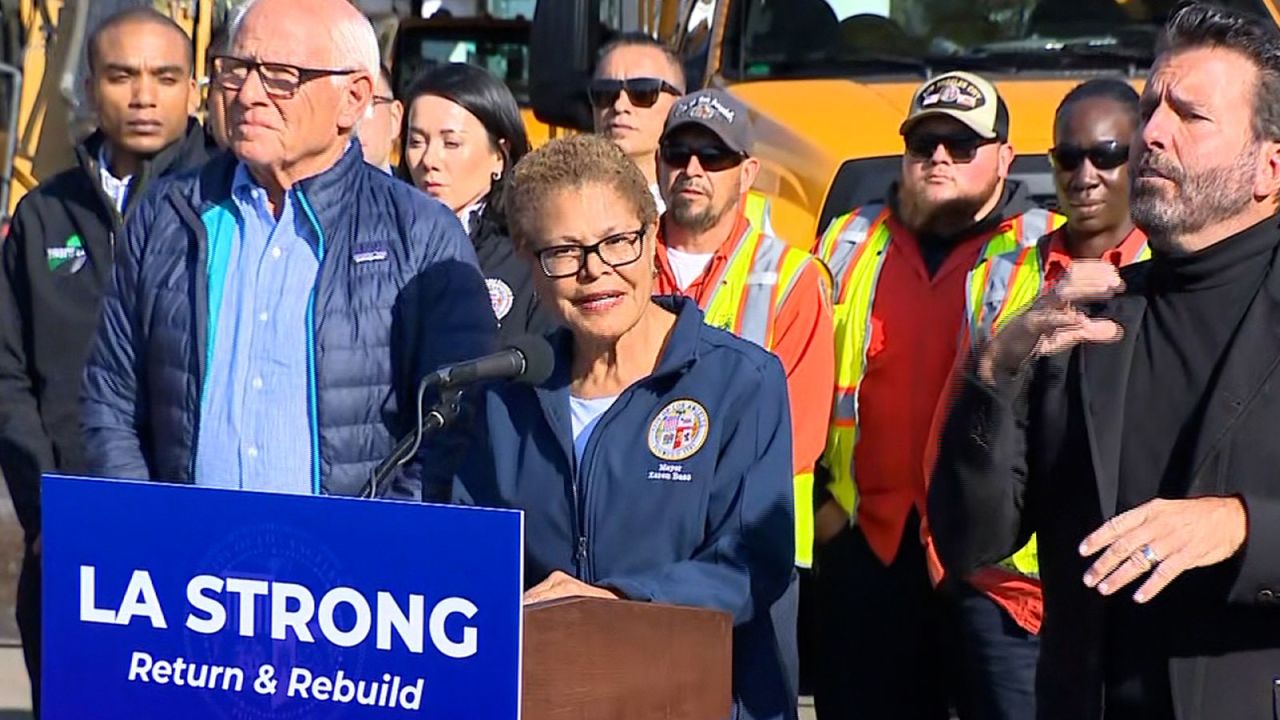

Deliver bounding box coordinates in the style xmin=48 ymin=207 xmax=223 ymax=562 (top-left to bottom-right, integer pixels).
xmin=194 ymin=164 xmax=321 ymax=493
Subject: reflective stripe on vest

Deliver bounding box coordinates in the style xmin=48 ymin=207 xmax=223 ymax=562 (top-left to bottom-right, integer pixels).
xmin=821 ymin=207 xmax=1056 ymax=522
xmin=966 ymin=244 xmax=1044 ymax=349
xmin=967 ymin=245 xmax=1046 ymax=578
xmin=1136 ymin=241 xmax=1152 ymax=263
xmin=964 ymin=216 xmax=1079 ymax=581
xmin=744 ymin=191 xmax=777 ymax=239
xmin=702 ymin=222 xmax=820 ymax=568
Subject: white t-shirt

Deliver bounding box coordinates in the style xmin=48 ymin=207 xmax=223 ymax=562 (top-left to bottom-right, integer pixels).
xmin=570 ymin=394 xmax=620 ymax=465
xmin=665 ymin=246 xmax=715 ymax=291
xmin=649 ymin=183 xmax=666 ymax=216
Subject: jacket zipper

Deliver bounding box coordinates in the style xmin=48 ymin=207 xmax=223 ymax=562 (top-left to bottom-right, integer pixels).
xmin=173 ymin=189 xmax=212 ymax=484
xmin=569 ymin=392 xmax=634 ymax=583
xmin=295 ymin=188 xmax=326 ymax=496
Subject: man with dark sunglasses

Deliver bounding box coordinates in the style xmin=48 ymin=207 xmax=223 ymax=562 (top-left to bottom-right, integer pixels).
xmin=969 ymin=78 xmax=1147 ymax=348
xmin=591 ymin=33 xmax=686 ymax=212
xmin=654 ymin=89 xmax=835 ymax=585
xmin=82 ymin=0 xmax=495 ymax=502
xmin=812 ymin=71 xmax=1063 ymax=720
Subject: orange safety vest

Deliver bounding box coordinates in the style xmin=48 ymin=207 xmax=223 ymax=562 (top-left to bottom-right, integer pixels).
xmin=661 ymin=220 xmax=826 ymax=567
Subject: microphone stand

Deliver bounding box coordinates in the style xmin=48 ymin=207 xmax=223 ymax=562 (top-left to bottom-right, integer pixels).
xmin=362 ymin=385 xmax=465 ymax=499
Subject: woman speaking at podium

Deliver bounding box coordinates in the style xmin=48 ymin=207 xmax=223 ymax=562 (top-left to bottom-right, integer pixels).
xmin=449 ymin=134 xmax=798 ymax=720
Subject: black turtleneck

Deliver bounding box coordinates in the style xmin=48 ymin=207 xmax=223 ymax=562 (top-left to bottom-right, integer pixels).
xmin=1106 ymin=214 xmax=1280 ymax=719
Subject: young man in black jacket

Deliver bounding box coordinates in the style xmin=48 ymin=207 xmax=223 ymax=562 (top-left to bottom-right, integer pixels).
xmin=0 ymin=8 xmax=205 ymax=713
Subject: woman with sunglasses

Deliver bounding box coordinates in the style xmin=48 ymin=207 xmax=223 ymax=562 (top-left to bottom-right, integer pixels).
xmin=1043 ymin=78 xmax=1148 ymax=277
xmin=401 ymin=63 xmax=554 ymax=342
xmin=450 ymin=134 xmax=798 ymax=720
xmin=969 ymin=79 xmax=1146 ymax=343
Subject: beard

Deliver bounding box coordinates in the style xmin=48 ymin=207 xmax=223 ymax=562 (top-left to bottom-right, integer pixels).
xmin=899 ymin=172 xmax=1001 ymax=237
xmin=669 ymin=176 xmax=740 ymax=233
xmin=1130 ymin=144 xmax=1257 ymax=254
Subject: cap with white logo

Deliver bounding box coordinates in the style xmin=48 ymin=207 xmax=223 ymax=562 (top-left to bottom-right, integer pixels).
xmin=899 ymin=71 xmax=1009 ymax=141
xmin=660 ymin=88 xmax=754 ymax=155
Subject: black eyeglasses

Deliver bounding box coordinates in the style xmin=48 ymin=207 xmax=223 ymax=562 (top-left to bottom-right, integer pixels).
xmin=904 ymin=132 xmax=995 ymax=163
xmin=1050 ymin=141 xmax=1130 ymax=172
xmin=588 ymin=78 xmax=683 ymax=109
xmin=212 ymin=55 xmax=359 ymax=99
xmin=660 ymin=143 xmax=746 ymax=172
xmin=535 ymin=227 xmax=647 ymax=279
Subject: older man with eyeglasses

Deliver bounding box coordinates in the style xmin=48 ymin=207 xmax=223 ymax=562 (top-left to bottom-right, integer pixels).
xmin=81 ymin=0 xmax=496 ymax=501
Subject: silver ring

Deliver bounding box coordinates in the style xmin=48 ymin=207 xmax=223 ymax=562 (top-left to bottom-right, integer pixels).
xmin=1139 ymin=544 xmax=1160 ymax=568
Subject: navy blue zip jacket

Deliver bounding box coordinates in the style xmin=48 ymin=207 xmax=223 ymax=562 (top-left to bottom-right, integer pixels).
xmin=454 ymin=296 xmax=799 ymax=720
xmin=81 ymin=143 xmax=497 ymax=497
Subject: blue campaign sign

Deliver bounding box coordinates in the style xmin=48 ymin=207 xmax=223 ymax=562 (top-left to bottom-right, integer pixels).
xmin=41 ymin=475 xmax=524 ymax=720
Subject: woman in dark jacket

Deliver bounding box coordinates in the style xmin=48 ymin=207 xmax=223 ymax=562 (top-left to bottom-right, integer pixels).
xmin=452 ymin=135 xmax=799 ymax=720
xmin=400 ymin=63 xmax=554 ymax=342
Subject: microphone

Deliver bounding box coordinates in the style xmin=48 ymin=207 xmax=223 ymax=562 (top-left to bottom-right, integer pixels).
xmin=362 ymin=335 xmax=555 ymax=499
xmin=422 ymin=334 xmax=555 ymax=389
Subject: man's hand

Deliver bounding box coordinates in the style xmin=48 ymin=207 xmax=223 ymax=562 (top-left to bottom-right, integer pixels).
xmin=523 ymin=570 xmax=622 ymax=605
xmin=1079 ymin=496 xmax=1248 ymax=603
xmin=32 ymin=533 xmax=40 ymax=557
xmin=978 ymin=260 xmax=1126 ymax=386
xmin=814 ymin=498 xmax=850 ymax=546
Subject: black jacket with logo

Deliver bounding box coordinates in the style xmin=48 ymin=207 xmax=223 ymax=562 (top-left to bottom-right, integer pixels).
xmin=469 ymin=204 xmax=557 ymax=346
xmin=0 ymin=119 xmax=208 ymax=538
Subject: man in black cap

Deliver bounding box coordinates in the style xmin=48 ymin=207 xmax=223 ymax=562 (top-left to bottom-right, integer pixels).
xmin=652 ymin=87 xmax=835 ymax=591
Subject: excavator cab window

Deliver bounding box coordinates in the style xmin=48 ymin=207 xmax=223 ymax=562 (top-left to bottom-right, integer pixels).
xmin=722 ymin=0 xmax=1273 ymax=80
xmin=391 ymin=18 xmax=532 ymax=102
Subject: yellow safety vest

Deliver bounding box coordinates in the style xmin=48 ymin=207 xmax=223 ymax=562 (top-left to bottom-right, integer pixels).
xmin=743 ymin=191 xmax=777 ymax=240
xmin=816 ymin=204 xmax=1062 ymax=579
xmin=702 ymin=222 xmax=825 ymax=568
xmin=968 ymin=233 xmax=1152 ymax=347
xmin=963 ymin=230 xmax=1146 ymax=579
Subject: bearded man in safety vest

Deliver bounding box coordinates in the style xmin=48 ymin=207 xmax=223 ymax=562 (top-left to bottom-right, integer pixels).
xmin=654 ymin=88 xmax=835 ymax=574
xmin=811 ymin=71 xmax=1062 ymax=720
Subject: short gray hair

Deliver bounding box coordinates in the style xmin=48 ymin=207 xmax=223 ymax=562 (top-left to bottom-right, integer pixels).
xmin=229 ymin=0 xmax=381 ymax=78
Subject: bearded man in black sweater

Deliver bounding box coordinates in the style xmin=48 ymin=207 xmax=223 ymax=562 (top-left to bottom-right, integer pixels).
xmin=931 ymin=2 xmax=1280 ymax=719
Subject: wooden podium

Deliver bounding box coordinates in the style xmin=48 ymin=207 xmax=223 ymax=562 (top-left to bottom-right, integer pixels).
xmin=522 ymin=597 xmax=733 ymax=720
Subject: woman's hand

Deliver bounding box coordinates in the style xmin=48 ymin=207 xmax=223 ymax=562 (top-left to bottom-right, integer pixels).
xmin=523 ymin=570 xmax=623 ymax=605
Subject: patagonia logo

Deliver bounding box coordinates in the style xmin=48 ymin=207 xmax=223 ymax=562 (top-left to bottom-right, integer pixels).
xmin=47 ymin=234 xmax=87 ymax=273
xmin=352 ymin=243 xmax=388 ymax=264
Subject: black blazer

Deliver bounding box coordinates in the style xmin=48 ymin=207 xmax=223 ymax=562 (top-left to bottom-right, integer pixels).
xmin=931 ymin=235 xmax=1280 ymax=720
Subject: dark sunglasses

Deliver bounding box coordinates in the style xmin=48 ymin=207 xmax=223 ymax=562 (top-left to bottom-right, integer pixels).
xmin=904 ymin=132 xmax=995 ymax=163
xmin=660 ymin=143 xmax=746 ymax=172
xmin=588 ymin=77 xmax=683 ymax=109
xmin=1050 ymin=141 xmax=1130 ymax=172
